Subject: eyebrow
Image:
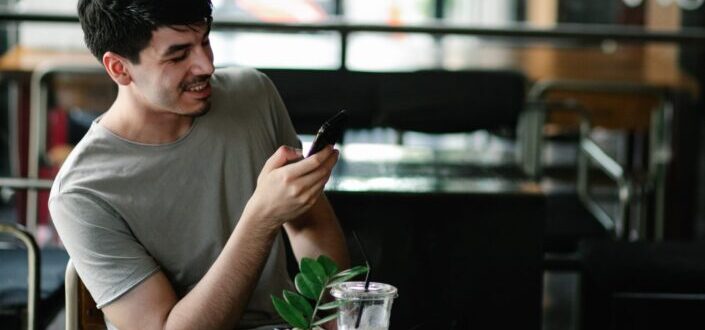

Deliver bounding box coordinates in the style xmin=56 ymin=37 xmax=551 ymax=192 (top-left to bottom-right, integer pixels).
xmin=161 ymin=43 xmax=191 ymax=58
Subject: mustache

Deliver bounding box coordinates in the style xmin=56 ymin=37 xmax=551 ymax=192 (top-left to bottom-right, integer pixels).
xmin=180 ymin=75 xmax=211 ymax=90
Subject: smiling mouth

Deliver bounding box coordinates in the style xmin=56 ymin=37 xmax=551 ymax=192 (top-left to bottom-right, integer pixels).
xmin=184 ymin=80 xmax=209 ymax=92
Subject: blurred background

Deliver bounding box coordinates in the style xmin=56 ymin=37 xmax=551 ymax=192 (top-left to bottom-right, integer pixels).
xmin=1 ymin=1 xmax=704 ymax=329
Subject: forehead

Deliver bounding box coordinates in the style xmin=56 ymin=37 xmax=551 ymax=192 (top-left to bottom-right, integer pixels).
xmin=148 ymin=23 xmax=209 ymax=51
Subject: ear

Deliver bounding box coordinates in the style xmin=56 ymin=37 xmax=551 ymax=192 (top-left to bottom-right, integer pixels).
xmin=102 ymin=52 xmax=132 ymax=86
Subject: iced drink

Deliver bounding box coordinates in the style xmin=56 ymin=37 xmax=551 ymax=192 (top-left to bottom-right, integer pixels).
xmin=330 ymin=282 xmax=398 ymax=330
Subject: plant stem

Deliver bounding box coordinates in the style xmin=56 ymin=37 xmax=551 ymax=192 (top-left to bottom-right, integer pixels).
xmin=309 ymin=279 xmax=330 ymax=330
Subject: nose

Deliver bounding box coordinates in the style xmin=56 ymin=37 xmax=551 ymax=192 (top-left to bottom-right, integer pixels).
xmin=191 ymin=45 xmax=214 ymax=76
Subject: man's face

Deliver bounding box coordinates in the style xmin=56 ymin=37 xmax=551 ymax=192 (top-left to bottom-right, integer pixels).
xmin=126 ymin=23 xmax=215 ymax=117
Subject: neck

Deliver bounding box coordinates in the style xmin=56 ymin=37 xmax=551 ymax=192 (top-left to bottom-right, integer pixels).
xmin=99 ymin=88 xmax=194 ymax=145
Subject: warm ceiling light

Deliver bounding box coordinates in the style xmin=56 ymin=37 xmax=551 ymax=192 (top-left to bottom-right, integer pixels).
xmin=623 ymin=0 xmax=644 ymax=7
xmin=678 ymin=0 xmax=705 ymax=10
xmin=648 ymin=0 xmax=705 ymax=9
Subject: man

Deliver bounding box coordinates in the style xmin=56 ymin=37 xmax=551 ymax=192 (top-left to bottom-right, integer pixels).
xmin=50 ymin=1 xmax=349 ymax=329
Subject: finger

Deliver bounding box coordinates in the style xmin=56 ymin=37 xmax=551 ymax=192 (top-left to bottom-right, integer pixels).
xmin=296 ymin=149 xmax=339 ymax=189
xmin=286 ymin=145 xmax=335 ymax=177
xmin=301 ymin=176 xmax=331 ymax=204
xmin=292 ymin=174 xmax=328 ymax=210
xmin=262 ymin=146 xmax=303 ymax=173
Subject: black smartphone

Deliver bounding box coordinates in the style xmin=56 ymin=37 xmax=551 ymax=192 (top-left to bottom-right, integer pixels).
xmin=307 ymin=110 xmax=348 ymax=157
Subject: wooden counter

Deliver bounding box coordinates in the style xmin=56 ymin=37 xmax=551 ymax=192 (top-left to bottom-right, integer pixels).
xmin=0 ymin=46 xmax=97 ymax=77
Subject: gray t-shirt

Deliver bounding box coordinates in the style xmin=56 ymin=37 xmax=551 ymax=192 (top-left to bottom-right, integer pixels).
xmin=50 ymin=67 xmax=300 ymax=329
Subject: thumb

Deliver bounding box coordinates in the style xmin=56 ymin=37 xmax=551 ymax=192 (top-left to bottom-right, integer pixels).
xmin=262 ymin=146 xmax=303 ymax=173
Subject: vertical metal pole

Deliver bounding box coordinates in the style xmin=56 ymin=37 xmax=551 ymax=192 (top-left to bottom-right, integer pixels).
xmin=27 ymin=75 xmax=40 ymax=234
xmin=631 ymin=183 xmax=646 ymax=241
xmin=519 ymin=103 xmax=545 ymax=179
xmin=8 ymin=81 xmax=20 ymax=176
xmin=335 ymin=0 xmax=345 ymax=70
xmin=27 ymin=68 xmax=49 ymax=235
xmin=27 ymin=232 xmax=40 ymax=330
xmin=577 ymin=117 xmax=590 ymax=201
xmin=340 ymin=30 xmax=348 ymax=71
xmin=617 ymin=178 xmax=631 ymax=240
xmin=649 ymin=98 xmax=673 ymax=241
xmin=431 ymin=0 xmax=445 ymax=69
xmin=334 ymin=0 xmax=343 ymax=16
xmin=434 ymin=0 xmax=444 ymax=19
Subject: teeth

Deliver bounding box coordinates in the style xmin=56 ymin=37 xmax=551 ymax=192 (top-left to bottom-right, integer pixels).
xmin=186 ymin=81 xmax=207 ymax=92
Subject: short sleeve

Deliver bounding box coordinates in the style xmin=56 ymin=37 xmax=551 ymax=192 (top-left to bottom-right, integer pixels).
xmin=50 ymin=192 xmax=160 ymax=308
xmin=259 ymin=72 xmax=303 ymax=149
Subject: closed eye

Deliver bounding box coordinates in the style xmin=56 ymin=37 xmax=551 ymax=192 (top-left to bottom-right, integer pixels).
xmin=162 ymin=42 xmax=191 ymax=62
xmin=170 ymin=51 xmax=189 ymax=63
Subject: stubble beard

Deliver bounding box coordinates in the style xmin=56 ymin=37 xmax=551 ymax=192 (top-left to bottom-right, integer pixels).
xmin=178 ymin=74 xmax=212 ymax=118
xmin=188 ymin=99 xmax=212 ymax=118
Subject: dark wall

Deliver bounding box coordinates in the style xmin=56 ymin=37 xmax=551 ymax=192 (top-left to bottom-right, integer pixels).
xmin=0 ymin=0 xmax=18 ymax=177
xmin=680 ymin=7 xmax=705 ymax=239
xmin=0 ymin=19 xmax=16 ymax=177
xmin=558 ymin=0 xmax=643 ymax=25
xmin=327 ymin=190 xmax=545 ymax=330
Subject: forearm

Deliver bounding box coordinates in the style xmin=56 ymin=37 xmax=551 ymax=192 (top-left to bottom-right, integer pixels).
xmin=285 ymin=194 xmax=350 ymax=270
xmin=284 ymin=195 xmax=348 ymax=330
xmin=165 ymin=212 xmax=279 ymax=330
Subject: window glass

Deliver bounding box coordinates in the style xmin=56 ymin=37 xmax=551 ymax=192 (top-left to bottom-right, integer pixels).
xmin=211 ymin=30 xmax=340 ymax=69
xmin=213 ymin=0 xmax=335 ymax=22
xmin=344 ymin=0 xmax=434 ymax=24
xmin=344 ymin=0 xmax=436 ymax=70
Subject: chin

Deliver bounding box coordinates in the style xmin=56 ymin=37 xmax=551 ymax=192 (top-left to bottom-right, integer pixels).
xmin=186 ymin=101 xmax=211 ymax=118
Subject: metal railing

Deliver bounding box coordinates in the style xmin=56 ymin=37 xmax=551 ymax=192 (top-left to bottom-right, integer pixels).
xmin=0 ymin=177 xmax=54 ymax=236
xmin=0 ymin=223 xmax=40 ymax=330
xmin=3 ymin=11 xmax=705 ymax=42
xmin=524 ymin=80 xmax=673 ymax=240
xmin=2 ymin=10 xmax=705 ymax=71
xmin=578 ymin=119 xmax=633 ymax=238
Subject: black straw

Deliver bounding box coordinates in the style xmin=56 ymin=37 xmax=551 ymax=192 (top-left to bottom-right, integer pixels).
xmin=352 ymin=231 xmax=371 ymax=329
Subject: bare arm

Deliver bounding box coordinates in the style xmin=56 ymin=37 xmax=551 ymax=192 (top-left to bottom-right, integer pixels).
xmin=284 ymin=189 xmax=350 ymax=330
xmin=101 ymin=146 xmax=339 ymax=330
xmin=284 ymin=194 xmax=350 ymax=270
xmin=103 ymin=213 xmax=279 ymax=330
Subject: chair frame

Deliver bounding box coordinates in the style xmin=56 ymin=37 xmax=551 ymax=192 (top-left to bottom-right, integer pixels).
xmin=65 ymin=260 xmax=106 ymax=330
xmin=0 ymin=223 xmax=40 ymax=330
xmin=64 ymin=260 xmax=78 ymax=330
xmin=0 ymin=177 xmax=53 ymax=330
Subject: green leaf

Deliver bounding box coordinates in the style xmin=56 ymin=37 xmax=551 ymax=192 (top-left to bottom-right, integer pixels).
xmin=330 ymin=265 xmax=369 ymax=280
xmin=295 ymin=272 xmax=323 ymax=300
xmin=317 ymin=300 xmax=344 ymax=310
xmin=317 ymin=255 xmax=339 ymax=276
xmin=283 ymin=290 xmax=313 ymax=320
xmin=312 ymin=312 xmax=339 ymax=326
xmin=301 ymin=257 xmax=327 ymax=284
xmin=327 ymin=265 xmax=369 ymax=288
xmin=271 ymin=295 xmax=308 ymax=329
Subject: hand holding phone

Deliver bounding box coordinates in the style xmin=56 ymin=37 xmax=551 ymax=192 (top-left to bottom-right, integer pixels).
xmin=307 ymin=110 xmax=348 ymax=157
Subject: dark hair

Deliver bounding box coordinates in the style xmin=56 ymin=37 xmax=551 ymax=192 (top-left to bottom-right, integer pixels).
xmin=78 ymin=0 xmax=213 ymax=63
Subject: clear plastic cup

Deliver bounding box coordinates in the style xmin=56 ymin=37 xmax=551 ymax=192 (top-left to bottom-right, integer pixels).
xmin=330 ymin=282 xmax=398 ymax=330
